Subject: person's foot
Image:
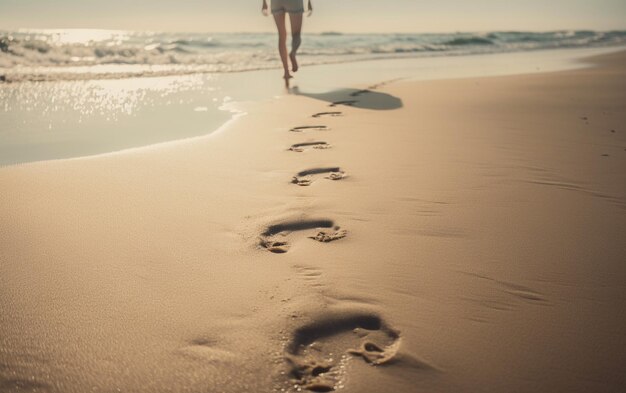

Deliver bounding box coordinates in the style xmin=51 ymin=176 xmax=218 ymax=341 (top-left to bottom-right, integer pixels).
xmin=290 ymin=52 xmax=299 ymax=73
xmin=283 ymin=70 xmax=293 ymax=80
xmin=283 ymin=73 xmax=293 ymax=88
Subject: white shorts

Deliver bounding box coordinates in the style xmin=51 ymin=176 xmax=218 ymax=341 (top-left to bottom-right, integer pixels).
xmin=271 ymin=0 xmax=304 ymax=14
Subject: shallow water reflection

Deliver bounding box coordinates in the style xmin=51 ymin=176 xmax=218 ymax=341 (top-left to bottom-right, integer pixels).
xmin=0 ymin=74 xmax=230 ymax=166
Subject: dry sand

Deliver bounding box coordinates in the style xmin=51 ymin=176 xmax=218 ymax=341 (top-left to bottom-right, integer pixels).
xmin=1 ymin=51 xmax=625 ymax=393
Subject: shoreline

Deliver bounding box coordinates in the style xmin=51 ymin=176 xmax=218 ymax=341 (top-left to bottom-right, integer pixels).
xmin=1 ymin=43 xmax=625 ymax=84
xmin=1 ymin=49 xmax=625 ymax=392
xmin=1 ymin=45 xmax=625 ymax=168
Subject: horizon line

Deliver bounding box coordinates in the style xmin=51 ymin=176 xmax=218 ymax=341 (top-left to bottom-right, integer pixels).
xmin=4 ymin=27 xmax=626 ymax=35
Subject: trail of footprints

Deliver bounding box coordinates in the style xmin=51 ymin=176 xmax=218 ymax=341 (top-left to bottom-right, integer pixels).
xmin=262 ymin=88 xmax=402 ymax=391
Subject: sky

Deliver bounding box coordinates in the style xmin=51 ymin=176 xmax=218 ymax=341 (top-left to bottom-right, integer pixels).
xmin=0 ymin=0 xmax=625 ymax=33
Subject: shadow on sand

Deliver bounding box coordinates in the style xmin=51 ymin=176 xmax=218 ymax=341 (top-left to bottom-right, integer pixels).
xmin=288 ymin=86 xmax=403 ymax=110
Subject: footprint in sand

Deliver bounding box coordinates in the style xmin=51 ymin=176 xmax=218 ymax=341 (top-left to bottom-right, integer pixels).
xmin=285 ymin=312 xmax=400 ymax=392
xmin=350 ymin=89 xmax=371 ymax=97
xmin=290 ymin=125 xmax=330 ymax=133
xmin=312 ymin=112 xmax=343 ymax=118
xmin=289 ymin=141 xmax=331 ymax=152
xmin=259 ymin=219 xmax=347 ymax=253
xmin=329 ymin=100 xmax=358 ymax=107
xmin=292 ymin=167 xmax=346 ymax=186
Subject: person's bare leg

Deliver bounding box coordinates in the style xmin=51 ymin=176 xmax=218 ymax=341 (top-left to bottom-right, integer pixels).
xmin=289 ymin=13 xmax=303 ymax=72
xmin=273 ymin=12 xmax=291 ymax=80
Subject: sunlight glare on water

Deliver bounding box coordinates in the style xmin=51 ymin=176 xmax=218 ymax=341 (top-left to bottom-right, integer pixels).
xmin=2 ymin=73 xmax=208 ymax=122
xmin=0 ymin=72 xmax=228 ymax=166
xmin=27 ymin=28 xmax=133 ymax=45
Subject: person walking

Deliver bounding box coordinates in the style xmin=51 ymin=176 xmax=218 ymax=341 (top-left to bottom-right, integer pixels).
xmin=262 ymin=0 xmax=313 ymax=81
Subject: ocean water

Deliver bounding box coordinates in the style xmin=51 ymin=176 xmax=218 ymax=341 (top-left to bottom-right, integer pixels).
xmin=1 ymin=29 xmax=626 ymax=82
xmin=1 ymin=29 xmax=625 ymax=167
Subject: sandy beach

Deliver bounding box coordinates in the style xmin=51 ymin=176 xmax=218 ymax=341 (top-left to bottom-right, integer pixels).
xmin=1 ymin=49 xmax=625 ymax=393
